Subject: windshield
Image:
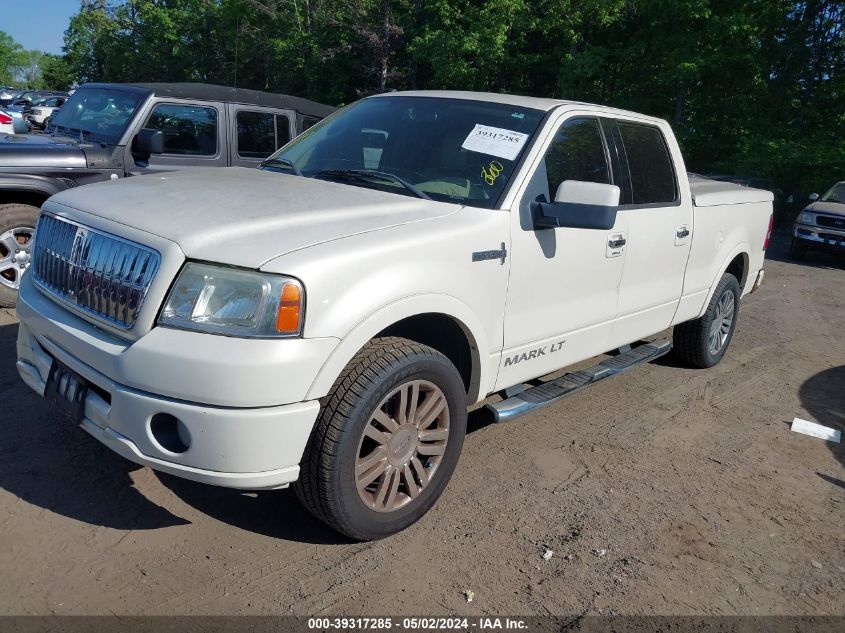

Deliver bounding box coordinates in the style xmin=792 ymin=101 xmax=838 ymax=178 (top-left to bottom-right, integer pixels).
xmin=48 ymin=88 xmax=144 ymax=144
xmin=820 ymin=183 xmax=845 ymax=204
xmin=268 ymin=96 xmax=545 ymax=208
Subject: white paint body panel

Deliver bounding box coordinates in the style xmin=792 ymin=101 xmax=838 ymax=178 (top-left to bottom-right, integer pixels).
xmin=16 ymin=92 xmax=773 ymax=489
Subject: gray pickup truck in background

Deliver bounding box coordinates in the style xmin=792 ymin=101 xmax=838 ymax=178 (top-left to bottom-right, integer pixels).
xmin=0 ymin=82 xmax=335 ymax=307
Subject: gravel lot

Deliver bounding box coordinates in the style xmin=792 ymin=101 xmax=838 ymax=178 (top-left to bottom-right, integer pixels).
xmin=1 ymin=234 xmax=843 ymax=616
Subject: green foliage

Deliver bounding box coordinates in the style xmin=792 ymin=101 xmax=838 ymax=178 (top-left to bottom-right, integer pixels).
xmin=0 ymin=30 xmax=27 ymax=86
xmin=40 ymin=54 xmax=76 ymax=91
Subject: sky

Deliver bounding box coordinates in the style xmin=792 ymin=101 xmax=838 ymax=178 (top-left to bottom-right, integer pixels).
xmin=3 ymin=0 xmax=81 ymax=54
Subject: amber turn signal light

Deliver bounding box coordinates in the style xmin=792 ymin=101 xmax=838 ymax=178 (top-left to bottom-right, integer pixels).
xmin=275 ymin=282 xmax=303 ymax=334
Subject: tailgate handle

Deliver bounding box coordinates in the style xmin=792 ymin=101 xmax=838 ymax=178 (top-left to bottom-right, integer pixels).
xmin=608 ymin=237 xmax=626 ymax=248
xmin=676 ymin=228 xmax=690 ymax=239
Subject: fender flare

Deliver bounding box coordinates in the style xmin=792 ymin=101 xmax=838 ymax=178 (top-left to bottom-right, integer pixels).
xmin=698 ymin=243 xmax=750 ymax=318
xmin=305 ymin=293 xmax=490 ymax=404
xmin=0 ymin=174 xmax=66 ymax=199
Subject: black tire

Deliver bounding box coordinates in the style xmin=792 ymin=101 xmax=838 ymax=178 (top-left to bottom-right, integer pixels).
xmin=42 ymin=117 xmax=51 ymax=130
xmin=673 ymin=273 xmax=741 ymax=369
xmin=0 ymin=203 xmax=40 ymax=308
xmin=790 ymin=238 xmax=807 ymax=260
xmin=295 ymin=336 xmax=468 ymax=540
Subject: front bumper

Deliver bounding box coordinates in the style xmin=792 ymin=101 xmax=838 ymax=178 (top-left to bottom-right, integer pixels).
xmin=17 ymin=320 xmax=320 ymax=489
xmin=793 ymin=224 xmax=845 ymax=252
xmin=15 ymin=274 xmax=334 ymax=490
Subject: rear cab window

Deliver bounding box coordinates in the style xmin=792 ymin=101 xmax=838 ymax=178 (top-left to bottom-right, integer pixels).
xmin=236 ymin=110 xmax=292 ymax=159
xmin=615 ymin=121 xmax=678 ymax=206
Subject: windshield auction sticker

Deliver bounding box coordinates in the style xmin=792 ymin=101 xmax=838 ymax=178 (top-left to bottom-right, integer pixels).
xmin=461 ymin=124 xmax=529 ymax=161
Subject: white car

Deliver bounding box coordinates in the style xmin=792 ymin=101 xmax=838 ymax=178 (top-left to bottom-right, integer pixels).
xmin=16 ymin=91 xmax=773 ymax=540
xmin=0 ymin=109 xmax=16 ymax=135
xmin=28 ymin=96 xmax=67 ymax=129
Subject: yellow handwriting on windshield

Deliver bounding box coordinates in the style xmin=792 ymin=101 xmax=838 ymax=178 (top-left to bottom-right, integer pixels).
xmin=481 ymin=161 xmax=504 ymax=186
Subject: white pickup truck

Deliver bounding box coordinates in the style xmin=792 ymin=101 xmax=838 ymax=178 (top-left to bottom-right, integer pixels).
xmin=16 ymin=91 xmax=773 ymax=540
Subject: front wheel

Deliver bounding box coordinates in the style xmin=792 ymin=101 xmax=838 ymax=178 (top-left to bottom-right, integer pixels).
xmin=673 ymin=273 xmax=740 ymax=368
xmin=0 ymin=204 xmax=40 ymax=307
xmin=295 ymin=337 xmax=467 ymax=540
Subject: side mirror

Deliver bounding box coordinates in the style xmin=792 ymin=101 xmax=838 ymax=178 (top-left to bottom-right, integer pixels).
xmin=808 ymin=192 xmax=819 ymax=201
xmin=532 ymin=180 xmax=621 ymax=230
xmin=132 ymin=128 xmax=164 ymax=156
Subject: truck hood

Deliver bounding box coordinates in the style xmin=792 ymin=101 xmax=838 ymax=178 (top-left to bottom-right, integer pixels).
xmin=47 ymin=167 xmax=462 ymax=268
xmin=0 ymin=133 xmax=86 ymax=168
xmin=806 ymin=201 xmax=845 ymax=217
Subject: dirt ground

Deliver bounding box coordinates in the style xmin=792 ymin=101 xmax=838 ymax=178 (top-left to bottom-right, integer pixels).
xmin=0 ymin=233 xmax=843 ymax=617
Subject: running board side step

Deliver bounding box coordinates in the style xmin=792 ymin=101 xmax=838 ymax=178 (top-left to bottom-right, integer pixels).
xmin=487 ymin=339 xmax=672 ymax=423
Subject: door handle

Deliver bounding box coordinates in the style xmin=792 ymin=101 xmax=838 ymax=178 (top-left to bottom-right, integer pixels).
xmin=676 ymin=228 xmax=690 ymax=239
xmin=608 ymin=237 xmax=627 ymax=249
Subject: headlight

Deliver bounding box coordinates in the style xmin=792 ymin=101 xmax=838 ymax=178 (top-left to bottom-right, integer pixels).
xmin=159 ymin=262 xmax=304 ymax=337
xmin=799 ymin=212 xmax=814 ymax=224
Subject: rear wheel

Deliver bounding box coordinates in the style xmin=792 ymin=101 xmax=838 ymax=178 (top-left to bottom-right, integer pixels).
xmin=0 ymin=204 xmax=39 ymax=307
xmin=673 ymin=273 xmax=740 ymax=368
xmin=295 ymin=337 xmax=467 ymax=540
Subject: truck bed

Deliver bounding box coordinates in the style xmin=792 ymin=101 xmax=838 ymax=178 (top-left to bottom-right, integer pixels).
xmin=688 ymin=174 xmax=774 ymax=207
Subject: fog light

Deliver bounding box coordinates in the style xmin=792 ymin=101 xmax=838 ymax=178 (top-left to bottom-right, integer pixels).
xmin=150 ymin=413 xmax=191 ymax=454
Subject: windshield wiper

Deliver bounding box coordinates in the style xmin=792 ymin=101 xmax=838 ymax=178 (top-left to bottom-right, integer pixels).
xmin=53 ymin=124 xmax=101 ymax=143
xmin=316 ymin=169 xmax=431 ymax=200
xmin=259 ymin=157 xmax=303 ymax=176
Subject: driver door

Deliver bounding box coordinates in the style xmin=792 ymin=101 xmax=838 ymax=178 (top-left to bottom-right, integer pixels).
xmin=126 ymin=99 xmax=226 ymax=175
xmin=496 ymin=115 xmax=628 ymax=390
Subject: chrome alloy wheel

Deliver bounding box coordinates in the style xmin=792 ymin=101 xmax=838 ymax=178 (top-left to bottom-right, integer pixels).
xmin=0 ymin=226 xmax=35 ymax=290
xmin=355 ymin=380 xmax=450 ymax=513
xmin=708 ymin=289 xmax=735 ymax=355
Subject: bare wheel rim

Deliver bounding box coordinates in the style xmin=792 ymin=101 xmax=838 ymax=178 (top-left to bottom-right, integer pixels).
xmin=0 ymin=226 xmax=35 ymax=290
xmin=708 ymin=289 xmax=735 ymax=355
xmin=355 ymin=379 xmax=450 ymax=513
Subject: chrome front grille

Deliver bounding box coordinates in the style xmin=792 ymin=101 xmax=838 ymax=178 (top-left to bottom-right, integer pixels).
xmin=816 ymin=214 xmax=845 ymax=230
xmin=32 ymin=214 xmax=161 ymax=329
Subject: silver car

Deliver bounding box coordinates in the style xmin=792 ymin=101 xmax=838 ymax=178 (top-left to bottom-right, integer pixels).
xmin=791 ymin=181 xmax=845 ymax=259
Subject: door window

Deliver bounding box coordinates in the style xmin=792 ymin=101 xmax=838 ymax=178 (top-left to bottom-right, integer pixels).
xmin=542 ymin=118 xmax=610 ymax=200
xmin=617 ymin=122 xmax=677 ymax=204
xmin=145 ymin=103 xmax=218 ymax=156
xmin=236 ymin=111 xmax=292 ymax=159
xmin=302 ymin=116 xmax=320 ymax=131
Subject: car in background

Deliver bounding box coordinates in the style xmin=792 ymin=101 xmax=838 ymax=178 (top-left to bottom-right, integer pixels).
xmin=1 ymin=90 xmax=66 ymax=112
xmin=27 ymin=95 xmax=68 ymax=129
xmin=0 ymin=90 xmax=40 ymax=109
xmin=791 ymin=182 xmax=845 ymax=259
xmin=0 ymin=110 xmax=14 ymax=135
xmin=1 ymin=109 xmax=30 ymax=134
xmin=0 ymin=87 xmax=20 ymax=101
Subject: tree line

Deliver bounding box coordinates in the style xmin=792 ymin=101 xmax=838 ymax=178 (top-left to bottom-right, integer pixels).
xmin=0 ymin=32 xmax=70 ymax=90
xmin=13 ymin=1 xmax=845 ymax=206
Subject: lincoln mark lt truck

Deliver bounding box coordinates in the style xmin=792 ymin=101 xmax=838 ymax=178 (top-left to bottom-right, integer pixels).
xmin=16 ymin=91 xmax=773 ymax=540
